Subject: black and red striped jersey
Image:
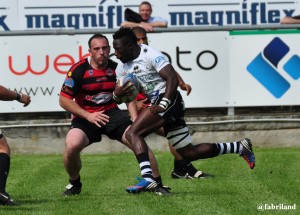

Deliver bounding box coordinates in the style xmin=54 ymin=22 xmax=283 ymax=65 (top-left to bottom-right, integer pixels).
xmin=60 ymin=58 xmax=118 ymax=113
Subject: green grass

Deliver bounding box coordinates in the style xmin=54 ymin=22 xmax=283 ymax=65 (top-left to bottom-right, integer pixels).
xmin=1 ymin=148 xmax=300 ymax=215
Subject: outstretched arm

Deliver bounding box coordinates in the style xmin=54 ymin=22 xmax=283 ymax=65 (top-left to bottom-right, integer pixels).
xmin=0 ymin=85 xmax=31 ymax=107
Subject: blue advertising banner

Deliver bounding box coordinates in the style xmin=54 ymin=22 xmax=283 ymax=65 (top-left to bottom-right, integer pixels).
xmin=1 ymin=0 xmax=300 ymax=31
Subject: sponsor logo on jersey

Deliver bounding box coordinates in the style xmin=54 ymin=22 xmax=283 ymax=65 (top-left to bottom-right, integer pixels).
xmin=155 ymin=56 xmax=165 ymax=64
xmin=106 ymin=68 xmax=114 ymax=76
xmin=96 ymin=77 xmax=108 ymax=82
xmin=64 ymin=77 xmax=74 ymax=87
xmin=85 ymin=92 xmax=112 ymax=104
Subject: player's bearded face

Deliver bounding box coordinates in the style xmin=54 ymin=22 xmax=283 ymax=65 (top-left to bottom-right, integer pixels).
xmin=89 ymin=38 xmax=110 ymax=66
xmin=95 ymin=50 xmax=109 ymax=66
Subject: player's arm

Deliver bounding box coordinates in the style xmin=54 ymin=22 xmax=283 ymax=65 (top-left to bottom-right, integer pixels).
xmin=113 ymin=79 xmax=137 ymax=100
xmin=126 ymin=100 xmax=139 ymax=121
xmin=59 ymin=68 xmax=92 ymax=120
xmin=59 ymin=95 xmax=89 ymax=120
xmin=0 ymin=85 xmax=31 ymax=107
xmin=176 ymin=72 xmax=192 ymax=96
xmin=59 ymin=95 xmax=109 ymax=128
xmin=160 ymin=64 xmax=178 ymax=100
xmin=59 ymin=65 xmax=109 ymax=127
xmin=149 ymin=64 xmax=178 ymax=114
xmin=136 ymin=98 xmax=148 ymax=112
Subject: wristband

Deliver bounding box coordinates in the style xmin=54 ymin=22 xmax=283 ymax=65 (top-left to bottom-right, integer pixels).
xmin=15 ymin=92 xmax=22 ymax=101
xmin=112 ymin=92 xmax=122 ymax=104
xmin=158 ymin=97 xmax=171 ymax=110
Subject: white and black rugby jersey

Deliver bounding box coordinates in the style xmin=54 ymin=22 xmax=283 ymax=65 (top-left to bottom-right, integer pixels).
xmin=116 ymin=44 xmax=169 ymax=102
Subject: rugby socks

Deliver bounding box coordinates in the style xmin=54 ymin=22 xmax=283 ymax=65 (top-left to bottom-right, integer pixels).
xmin=173 ymin=159 xmax=186 ymax=172
xmin=184 ymin=161 xmax=198 ymax=176
xmin=0 ymin=153 xmax=10 ymax=193
xmin=216 ymin=141 xmax=243 ymax=155
xmin=136 ymin=153 xmax=154 ymax=182
xmin=174 ymin=159 xmax=198 ymax=176
xmin=153 ymin=175 xmax=163 ymax=188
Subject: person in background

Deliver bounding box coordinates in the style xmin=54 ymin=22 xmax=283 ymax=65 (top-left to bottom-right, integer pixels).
xmin=59 ymin=33 xmax=170 ymax=196
xmin=112 ymin=27 xmax=255 ymax=193
xmin=0 ymin=85 xmax=31 ymax=206
xmin=280 ymin=15 xmax=300 ymax=24
xmin=132 ymin=26 xmax=213 ymax=179
xmin=121 ymin=1 xmax=167 ymax=32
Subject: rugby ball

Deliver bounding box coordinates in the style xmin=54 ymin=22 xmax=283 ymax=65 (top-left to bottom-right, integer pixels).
xmin=118 ymin=73 xmax=139 ymax=103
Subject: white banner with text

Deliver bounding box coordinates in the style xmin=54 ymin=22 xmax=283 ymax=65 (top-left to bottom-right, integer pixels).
xmin=1 ymin=0 xmax=300 ymax=31
xmin=1 ymin=30 xmax=300 ymax=113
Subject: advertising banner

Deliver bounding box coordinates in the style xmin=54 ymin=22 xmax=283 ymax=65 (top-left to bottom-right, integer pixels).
xmin=0 ymin=31 xmax=229 ymax=112
xmin=229 ymin=30 xmax=300 ymax=106
xmin=1 ymin=0 xmax=300 ymax=31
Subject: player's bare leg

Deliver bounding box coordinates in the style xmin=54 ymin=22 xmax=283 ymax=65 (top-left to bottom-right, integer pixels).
xmin=121 ymin=126 xmax=161 ymax=186
xmin=125 ymin=109 xmax=168 ymax=194
xmin=62 ymin=128 xmax=88 ymax=196
xmin=155 ymin=126 xmax=212 ymax=179
xmin=125 ymin=107 xmax=255 ymax=195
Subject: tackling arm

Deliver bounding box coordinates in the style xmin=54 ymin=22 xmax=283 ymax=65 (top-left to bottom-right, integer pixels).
xmin=59 ymin=95 xmax=89 ymax=120
xmin=59 ymin=95 xmax=109 ymax=128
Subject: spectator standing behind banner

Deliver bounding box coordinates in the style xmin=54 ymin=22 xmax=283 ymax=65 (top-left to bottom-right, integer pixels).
xmin=121 ymin=1 xmax=167 ymax=32
xmin=280 ymin=15 xmax=300 ymax=24
xmin=0 ymin=85 xmax=31 ymax=206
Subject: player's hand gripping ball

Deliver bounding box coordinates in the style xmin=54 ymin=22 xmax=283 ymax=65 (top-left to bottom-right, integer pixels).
xmin=118 ymin=73 xmax=140 ymax=103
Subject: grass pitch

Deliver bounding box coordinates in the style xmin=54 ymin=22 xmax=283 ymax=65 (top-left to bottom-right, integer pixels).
xmin=1 ymin=147 xmax=299 ymax=215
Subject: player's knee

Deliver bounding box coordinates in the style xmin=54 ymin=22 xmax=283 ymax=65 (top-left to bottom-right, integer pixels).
xmin=65 ymin=138 xmax=85 ymax=154
xmin=167 ymin=126 xmax=192 ymax=149
xmin=125 ymin=128 xmax=135 ymax=143
xmin=0 ymin=135 xmax=10 ymax=154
